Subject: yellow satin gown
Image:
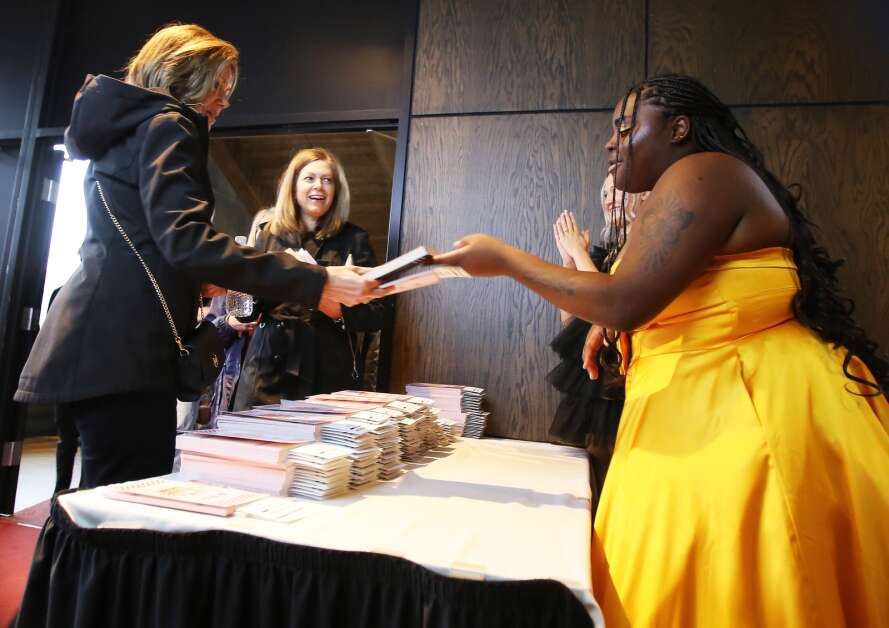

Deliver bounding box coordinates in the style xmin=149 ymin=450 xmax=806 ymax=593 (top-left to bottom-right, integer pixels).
xmin=591 ymin=248 xmax=889 ymax=627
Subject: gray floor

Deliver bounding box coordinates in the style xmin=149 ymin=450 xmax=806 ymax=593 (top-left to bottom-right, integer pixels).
xmin=14 ymin=437 xmax=81 ymax=512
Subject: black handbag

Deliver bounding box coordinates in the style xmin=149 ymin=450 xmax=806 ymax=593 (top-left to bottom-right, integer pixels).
xmin=176 ymin=318 xmax=225 ymax=401
xmin=96 ymin=180 xmax=224 ymax=401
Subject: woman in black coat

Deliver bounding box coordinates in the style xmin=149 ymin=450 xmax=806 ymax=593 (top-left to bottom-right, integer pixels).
xmin=14 ymin=24 xmax=379 ymax=488
xmin=233 ymin=148 xmax=391 ymax=408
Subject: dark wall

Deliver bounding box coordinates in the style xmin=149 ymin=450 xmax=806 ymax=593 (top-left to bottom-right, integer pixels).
xmin=42 ymin=0 xmax=409 ymax=129
xmin=0 ymin=4 xmax=47 ymax=135
xmin=393 ymin=0 xmax=889 ymax=441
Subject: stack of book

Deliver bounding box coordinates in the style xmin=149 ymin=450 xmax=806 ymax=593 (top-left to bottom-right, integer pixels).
xmin=405 ymin=383 xmax=489 ymax=438
xmin=280 ymin=397 xmax=379 ymax=415
xmin=215 ymin=408 xmax=342 ymax=442
xmin=319 ymin=420 xmax=382 ymax=489
xmin=286 ymin=442 xmax=354 ymax=499
xmin=176 ymin=432 xmax=303 ymax=495
xmin=385 ymin=399 xmax=438 ymax=461
xmin=433 ymin=416 xmax=459 ymax=446
xmin=316 ymin=390 xmax=412 ymax=404
xmin=349 ymin=410 xmax=404 ymax=480
xmin=460 ymin=386 xmax=488 ymax=437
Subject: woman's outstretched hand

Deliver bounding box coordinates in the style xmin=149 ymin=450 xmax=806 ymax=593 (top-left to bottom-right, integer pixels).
xmin=322 ymin=265 xmax=381 ymax=306
xmin=433 ymin=234 xmax=512 ymax=277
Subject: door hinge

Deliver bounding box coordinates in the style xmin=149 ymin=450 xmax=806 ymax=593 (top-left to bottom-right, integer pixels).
xmin=21 ymin=306 xmax=37 ymax=331
xmin=41 ymin=177 xmax=58 ymax=204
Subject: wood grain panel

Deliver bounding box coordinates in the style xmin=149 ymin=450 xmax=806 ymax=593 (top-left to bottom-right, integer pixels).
xmin=736 ymin=105 xmax=889 ymax=350
xmin=413 ymin=0 xmax=645 ymax=115
xmin=649 ymin=0 xmax=889 ymax=104
xmin=392 ymin=113 xmax=613 ymax=441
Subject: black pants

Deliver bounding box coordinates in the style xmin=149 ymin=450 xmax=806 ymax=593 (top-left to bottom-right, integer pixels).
xmin=53 ymin=404 xmax=80 ymax=492
xmin=65 ymin=391 xmax=177 ymax=489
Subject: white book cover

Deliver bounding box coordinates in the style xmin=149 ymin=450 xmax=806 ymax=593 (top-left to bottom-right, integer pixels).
xmin=377 ymin=265 xmax=469 ymax=295
xmin=180 ymin=454 xmax=295 ymax=496
xmin=176 ymin=433 xmax=301 ymax=465
xmin=363 ymin=245 xmax=433 ymax=282
xmin=104 ymin=478 xmax=263 ymax=516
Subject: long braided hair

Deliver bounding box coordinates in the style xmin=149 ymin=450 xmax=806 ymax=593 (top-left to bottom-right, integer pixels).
xmin=600 ymin=74 xmax=887 ymax=398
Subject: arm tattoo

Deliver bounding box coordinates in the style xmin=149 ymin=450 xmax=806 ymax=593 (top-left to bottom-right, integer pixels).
xmin=520 ymin=270 xmax=576 ymax=296
xmin=636 ymin=191 xmax=695 ymax=271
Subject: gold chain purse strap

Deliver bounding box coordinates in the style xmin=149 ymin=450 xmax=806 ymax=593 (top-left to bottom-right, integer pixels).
xmin=95 ymin=180 xmax=193 ymax=355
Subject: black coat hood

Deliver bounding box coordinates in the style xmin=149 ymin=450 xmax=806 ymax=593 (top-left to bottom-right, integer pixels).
xmin=64 ymin=74 xmax=207 ymax=161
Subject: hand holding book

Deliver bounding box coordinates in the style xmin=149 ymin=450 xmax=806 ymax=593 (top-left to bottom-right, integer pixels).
xmin=286 ymin=244 xmax=468 ymax=300
xmin=364 ymin=246 xmax=469 ymax=294
xmin=431 ymin=234 xmax=512 ymax=277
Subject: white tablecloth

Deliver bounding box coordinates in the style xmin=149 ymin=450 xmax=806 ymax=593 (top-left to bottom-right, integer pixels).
xmin=59 ymin=437 xmax=602 ymax=625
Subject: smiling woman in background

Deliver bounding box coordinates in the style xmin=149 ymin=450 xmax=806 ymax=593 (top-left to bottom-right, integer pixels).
xmin=546 ymin=175 xmax=649 ymax=498
xmin=233 ymin=148 xmax=390 ymax=409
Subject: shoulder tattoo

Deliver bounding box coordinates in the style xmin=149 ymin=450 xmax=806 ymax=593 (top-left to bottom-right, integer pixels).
xmin=636 ymin=191 xmax=695 ymax=271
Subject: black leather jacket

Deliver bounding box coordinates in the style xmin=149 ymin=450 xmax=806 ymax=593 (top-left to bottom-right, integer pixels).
xmin=233 ymin=222 xmax=391 ymax=408
xmin=15 ymin=75 xmax=327 ymax=403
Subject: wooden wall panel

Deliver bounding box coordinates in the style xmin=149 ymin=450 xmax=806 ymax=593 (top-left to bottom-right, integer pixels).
xmin=737 ymin=105 xmax=889 ymax=349
xmin=649 ymin=0 xmax=889 ymax=104
xmin=392 ymin=113 xmax=612 ymax=440
xmin=413 ymin=0 xmax=645 ymax=115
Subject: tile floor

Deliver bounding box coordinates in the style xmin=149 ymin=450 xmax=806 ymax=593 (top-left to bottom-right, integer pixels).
xmin=14 ymin=436 xmax=81 ymax=512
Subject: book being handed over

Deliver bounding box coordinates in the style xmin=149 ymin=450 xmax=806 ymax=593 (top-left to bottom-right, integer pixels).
xmin=366 ymin=246 xmax=469 ymax=295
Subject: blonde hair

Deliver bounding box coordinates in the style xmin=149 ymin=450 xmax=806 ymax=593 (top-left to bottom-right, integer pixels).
xmin=600 ymin=173 xmax=648 ymax=243
xmin=269 ymin=148 xmax=351 ymax=241
xmin=125 ymin=23 xmax=239 ymax=107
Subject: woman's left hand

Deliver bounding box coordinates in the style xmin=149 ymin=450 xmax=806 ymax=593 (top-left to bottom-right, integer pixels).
xmin=433 ymin=234 xmax=512 ymax=277
xmin=201 ymin=283 xmax=226 ymax=298
xmin=554 ymin=211 xmax=590 ymax=264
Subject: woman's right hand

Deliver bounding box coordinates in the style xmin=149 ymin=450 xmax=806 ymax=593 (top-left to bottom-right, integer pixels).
xmin=582 ymin=325 xmax=605 ymax=380
xmin=322 ymin=265 xmax=381 ymax=306
xmin=226 ymin=313 xmax=258 ymax=333
xmin=432 ymin=234 xmax=513 ymax=277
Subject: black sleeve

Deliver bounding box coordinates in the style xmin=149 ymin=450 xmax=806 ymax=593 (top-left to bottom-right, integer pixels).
xmin=137 ymin=112 xmax=326 ymax=307
xmin=341 ymin=228 xmax=391 ymax=333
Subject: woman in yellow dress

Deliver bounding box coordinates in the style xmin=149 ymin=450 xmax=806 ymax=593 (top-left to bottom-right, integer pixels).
xmin=437 ymin=74 xmax=889 ymax=627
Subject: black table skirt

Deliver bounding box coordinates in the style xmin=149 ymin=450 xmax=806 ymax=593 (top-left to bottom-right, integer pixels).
xmin=15 ymin=495 xmax=594 ymax=628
